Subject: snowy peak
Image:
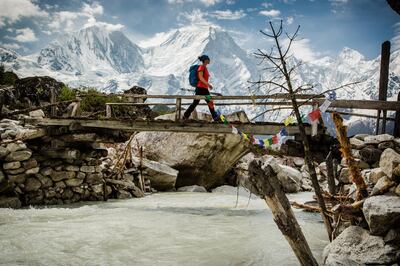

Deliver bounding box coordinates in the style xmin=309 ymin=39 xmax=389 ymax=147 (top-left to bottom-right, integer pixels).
xmin=0 ymin=47 xmax=19 ymax=63
xmin=37 ymin=26 xmax=144 ymax=75
xmin=338 ymin=47 xmax=365 ymax=63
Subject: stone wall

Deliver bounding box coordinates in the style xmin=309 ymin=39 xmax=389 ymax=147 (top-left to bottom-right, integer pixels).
xmin=0 ymin=119 xmax=142 ymax=208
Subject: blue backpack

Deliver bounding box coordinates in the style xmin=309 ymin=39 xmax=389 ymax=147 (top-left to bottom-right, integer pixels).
xmin=189 ymin=65 xmax=199 ymax=87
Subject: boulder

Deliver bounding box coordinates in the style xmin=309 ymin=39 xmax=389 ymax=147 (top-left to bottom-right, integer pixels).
xmin=379 ymin=148 xmax=400 ymax=179
xmin=177 ymin=185 xmax=207 ymax=192
xmin=85 ymin=173 xmax=103 ymax=185
xmin=338 ymin=168 xmax=350 ymax=184
xmin=36 ymin=174 xmax=53 ymax=188
xmin=65 ymin=178 xmax=83 ymax=187
xmin=371 ymin=176 xmax=396 ymax=195
xmin=116 ymin=190 xmax=132 ymax=199
xmin=323 ymin=226 xmax=400 ymax=265
xmin=0 ymin=146 xmax=9 ymax=158
xmin=3 ymin=161 xmax=21 ymax=170
xmin=368 ymin=168 xmax=386 ymax=184
xmin=50 ymin=171 xmax=76 ymax=182
xmin=273 ymin=164 xmax=302 ymax=193
xmin=5 ymin=150 xmax=32 ymax=162
xmin=378 ymin=141 xmax=395 ymax=150
xmin=24 ymin=177 xmax=42 ymax=192
xmin=80 ymin=165 xmax=95 ymax=173
xmin=6 ymin=142 xmax=27 ymax=152
xmin=131 ymin=131 xmax=249 ymax=189
xmin=25 ymin=167 xmax=39 ymax=175
xmin=359 ymin=146 xmax=382 ymax=165
xmin=0 ymin=196 xmax=21 ymax=208
xmin=349 ymin=137 xmax=365 ymax=149
xmin=8 ymin=173 xmax=26 ymax=184
xmin=29 ymin=109 xmax=45 ymax=118
xmin=363 ymin=195 xmax=400 ymax=236
xmin=22 ymin=158 xmax=38 ymax=169
xmin=364 ymin=134 xmax=394 ymax=145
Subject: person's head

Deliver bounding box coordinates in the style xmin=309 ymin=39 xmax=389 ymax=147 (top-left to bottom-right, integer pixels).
xmin=198 ymin=55 xmax=210 ymax=65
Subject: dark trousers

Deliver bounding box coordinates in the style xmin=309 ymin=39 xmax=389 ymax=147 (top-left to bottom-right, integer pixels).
xmin=184 ymin=87 xmax=218 ymax=119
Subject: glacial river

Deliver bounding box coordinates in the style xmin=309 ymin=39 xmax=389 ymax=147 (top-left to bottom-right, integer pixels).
xmin=0 ymin=189 xmax=328 ymax=266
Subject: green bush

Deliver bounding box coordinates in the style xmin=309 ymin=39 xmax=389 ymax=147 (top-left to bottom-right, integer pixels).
xmin=80 ymin=88 xmax=124 ymax=113
xmin=59 ymin=85 xmax=77 ymax=101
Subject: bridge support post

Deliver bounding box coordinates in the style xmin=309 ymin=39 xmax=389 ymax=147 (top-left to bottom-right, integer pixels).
xmin=175 ymin=98 xmax=182 ymax=121
xmin=394 ymin=92 xmax=400 ymax=137
xmin=106 ymin=104 xmax=112 ymax=118
xmin=376 ymin=41 xmax=390 ymax=134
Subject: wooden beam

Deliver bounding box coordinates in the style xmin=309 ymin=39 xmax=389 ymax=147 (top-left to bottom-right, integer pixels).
xmin=124 ymin=93 xmax=322 ymax=100
xmin=325 ymin=109 xmax=396 ymax=121
xmin=175 ymin=98 xmax=182 ymax=121
xmin=315 ymin=99 xmax=400 ymax=111
xmin=24 ymin=117 xmax=314 ymax=136
xmin=105 ymin=101 xmax=311 ymax=106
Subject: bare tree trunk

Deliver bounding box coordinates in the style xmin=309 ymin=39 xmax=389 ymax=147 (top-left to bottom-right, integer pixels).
xmin=249 ymin=159 xmax=318 ymax=266
xmin=268 ymin=22 xmax=333 ymax=241
xmin=332 ymin=112 xmax=368 ymax=200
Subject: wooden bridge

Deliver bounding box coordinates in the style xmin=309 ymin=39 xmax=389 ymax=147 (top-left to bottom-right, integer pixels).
xmin=22 ymin=92 xmax=400 ymax=138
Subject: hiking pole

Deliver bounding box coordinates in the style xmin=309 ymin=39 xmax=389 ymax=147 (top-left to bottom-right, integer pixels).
xmin=180 ymin=88 xmax=223 ymax=96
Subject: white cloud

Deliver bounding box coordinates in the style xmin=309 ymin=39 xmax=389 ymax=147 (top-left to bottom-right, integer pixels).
xmin=329 ymin=0 xmax=348 ymax=13
xmin=283 ymin=38 xmax=319 ymax=62
xmin=82 ymin=2 xmax=104 ymax=16
xmin=178 ymin=9 xmax=212 ymax=25
xmin=392 ymin=22 xmax=400 ymax=51
xmin=286 ymin=16 xmax=294 ymax=25
xmin=11 ymin=28 xmax=37 ymax=42
xmin=209 ymin=10 xmax=246 ymax=20
xmin=259 ymin=9 xmax=281 ymax=18
xmin=226 ymin=0 xmax=235 ymax=5
xmin=0 ymin=43 xmax=22 ymax=50
xmin=262 ymin=2 xmax=273 ymax=8
xmin=167 ymin=0 xmax=221 ymax=6
xmin=0 ymin=0 xmax=48 ymax=27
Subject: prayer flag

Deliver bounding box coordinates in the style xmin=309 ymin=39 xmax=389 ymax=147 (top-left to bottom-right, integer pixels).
xmin=284 ymin=116 xmax=296 ymax=126
xmin=231 ymin=126 xmax=239 ymax=134
xmin=205 ymin=95 xmax=212 ymax=101
xmin=258 ymin=139 xmax=264 ymax=148
xmin=220 ymin=114 xmax=225 ymax=122
xmin=327 ymin=91 xmax=337 ymax=101
xmin=242 ymin=133 xmax=249 ymax=141
xmin=280 ymin=127 xmax=288 ymax=136
xmin=319 ymin=99 xmax=332 ymax=113
xmin=272 ymin=135 xmax=278 ymax=144
xmin=308 ymin=109 xmax=321 ymax=122
xmin=263 ymin=139 xmax=270 ymax=147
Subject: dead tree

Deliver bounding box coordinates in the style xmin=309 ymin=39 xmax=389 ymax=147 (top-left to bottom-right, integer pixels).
xmin=251 ymin=21 xmax=334 ymax=241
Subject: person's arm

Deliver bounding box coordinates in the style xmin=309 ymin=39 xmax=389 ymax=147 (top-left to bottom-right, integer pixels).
xmin=198 ymin=71 xmax=213 ymax=89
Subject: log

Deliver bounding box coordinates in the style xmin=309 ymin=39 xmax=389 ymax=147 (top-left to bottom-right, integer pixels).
xmin=291 ymin=201 xmax=322 ymax=213
xmin=332 ymin=113 xmax=368 ymax=200
xmin=326 ymin=151 xmax=336 ymax=195
xmin=248 ymin=159 xmax=318 ymax=266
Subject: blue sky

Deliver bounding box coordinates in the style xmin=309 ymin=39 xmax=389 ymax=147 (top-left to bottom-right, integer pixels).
xmin=0 ymin=0 xmax=399 ymax=60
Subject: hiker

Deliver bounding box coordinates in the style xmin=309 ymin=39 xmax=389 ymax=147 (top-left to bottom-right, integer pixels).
xmin=183 ymin=55 xmax=219 ymax=121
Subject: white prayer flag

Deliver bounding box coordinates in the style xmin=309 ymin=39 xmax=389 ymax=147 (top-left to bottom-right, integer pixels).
xmin=319 ymin=99 xmax=332 ymax=113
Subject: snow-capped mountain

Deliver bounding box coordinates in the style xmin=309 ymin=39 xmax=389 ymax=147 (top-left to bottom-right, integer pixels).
xmin=1 ymin=24 xmax=399 ymax=133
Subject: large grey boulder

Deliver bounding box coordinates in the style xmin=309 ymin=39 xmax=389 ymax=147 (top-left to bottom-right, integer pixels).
xmin=363 ymin=195 xmax=400 ymax=236
xmin=379 ymin=148 xmax=400 ymax=179
xmin=359 ymin=146 xmax=382 ymax=165
xmin=364 ymin=134 xmax=394 ymax=145
xmin=273 ymin=163 xmax=302 ymax=193
xmin=0 ymin=197 xmax=21 ymax=208
xmin=131 ymin=132 xmax=249 ymax=189
xmin=323 ymin=226 xmax=400 ymax=265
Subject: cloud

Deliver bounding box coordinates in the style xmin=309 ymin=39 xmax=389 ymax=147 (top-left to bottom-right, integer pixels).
xmin=259 ymin=9 xmax=281 ymax=18
xmin=329 ymin=0 xmax=348 ymax=14
xmin=167 ymin=0 xmax=221 ymax=6
xmin=226 ymin=0 xmax=235 ymax=5
xmin=286 ymin=16 xmax=294 ymax=25
xmin=283 ymin=38 xmax=319 ymax=62
xmin=392 ymin=22 xmax=400 ymax=51
xmin=47 ymin=2 xmax=123 ymax=33
xmin=178 ymin=9 xmax=213 ymax=26
xmin=0 ymin=42 xmax=22 ymax=50
xmin=209 ymin=10 xmax=246 ymax=20
xmin=0 ymin=0 xmax=48 ymax=27
xmin=11 ymin=28 xmax=37 ymax=42
xmin=262 ymin=2 xmax=273 ymax=8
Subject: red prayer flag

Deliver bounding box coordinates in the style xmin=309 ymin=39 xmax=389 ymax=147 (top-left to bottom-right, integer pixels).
xmin=308 ymin=109 xmax=321 ymax=122
xmin=272 ymin=135 xmax=278 ymax=144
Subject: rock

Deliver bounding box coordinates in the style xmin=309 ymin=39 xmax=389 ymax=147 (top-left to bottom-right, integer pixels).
xmin=396 ymin=184 xmax=400 ymax=196
xmin=338 ymin=168 xmax=350 ymax=184
xmin=91 ymin=184 xmax=103 ymax=195
xmin=64 ymin=165 xmax=80 ymax=172
xmin=29 ymin=109 xmax=45 ymax=118
xmin=0 ymin=196 xmax=21 ymax=208
xmin=80 ymin=165 xmax=95 ymax=173
xmin=24 ymin=177 xmax=42 ymax=192
xmin=378 ymin=141 xmax=395 ymax=150
xmin=363 ymin=195 xmax=400 ymax=236
xmin=36 ymin=174 xmax=53 ymax=188
xmin=6 ymin=142 xmax=27 ymax=152
xmin=40 ymin=166 xmax=53 ymax=176
xmin=8 ymin=173 xmax=26 ymax=184
xmin=71 ymin=187 xmax=84 ymax=194
xmin=22 ymin=158 xmax=38 ymax=169
xmin=268 ymin=159 xmax=301 ymax=193
xmin=0 ymin=146 xmax=9 ymax=158
xmin=323 ymin=226 xmax=400 ymax=265
xmin=132 ymin=131 xmax=249 ymax=189
xmin=364 ymin=134 xmax=394 ymax=145
xmin=116 ymin=190 xmax=132 ymax=199
xmin=368 ymin=168 xmax=386 ymax=185
xmin=359 ymin=146 xmax=382 ymax=164
xmin=132 ymin=156 xmax=178 ymax=191
xmin=86 ymin=173 xmax=103 ymax=184
xmin=25 ymin=167 xmax=40 ymax=175
xmin=354 ymin=134 xmax=369 ymax=141
xmin=340 ymin=158 xmax=369 ymax=169
xmin=50 ymin=171 xmax=75 ymax=182
xmin=371 ymin=176 xmax=396 ymax=195
xmin=5 ymin=150 xmax=32 ymax=162
xmin=5 ymin=167 xmax=25 ymax=175
xmin=54 ymin=181 xmax=66 ymax=190
xmin=3 ymin=161 xmax=21 ymax=170
xmin=65 ymin=178 xmax=83 ymax=187
xmin=350 ymin=137 xmax=365 ymax=149
xmin=177 ymin=185 xmax=207 ymax=192
xmin=76 ymin=172 xmax=86 ymax=179
xmin=62 ymin=188 xmax=74 ymax=199
xmin=379 ymin=148 xmax=400 ymax=179
xmin=293 ymin=157 xmax=305 ymax=167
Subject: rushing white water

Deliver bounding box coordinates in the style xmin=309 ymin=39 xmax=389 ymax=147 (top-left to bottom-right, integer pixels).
xmin=0 ymin=190 xmax=329 ymax=266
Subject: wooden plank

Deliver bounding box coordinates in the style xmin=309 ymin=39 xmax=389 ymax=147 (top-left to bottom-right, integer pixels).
xmin=175 ymin=98 xmax=182 ymax=121
xmin=124 ymin=93 xmax=322 ymax=100
xmin=314 ymin=99 xmax=400 ymax=111
xmin=394 ymin=92 xmax=400 ymax=137
xmin=106 ymin=101 xmax=311 ymax=106
xmin=379 ymin=41 xmax=391 ymax=134
xmin=50 ymin=88 xmax=56 ymax=117
xmin=325 ymin=109 xmax=396 ymax=121
xmin=25 ymin=117 xmax=314 ymax=136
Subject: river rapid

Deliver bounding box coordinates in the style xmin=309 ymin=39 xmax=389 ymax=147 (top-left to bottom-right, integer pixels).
xmin=0 ymin=189 xmax=329 ymax=266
